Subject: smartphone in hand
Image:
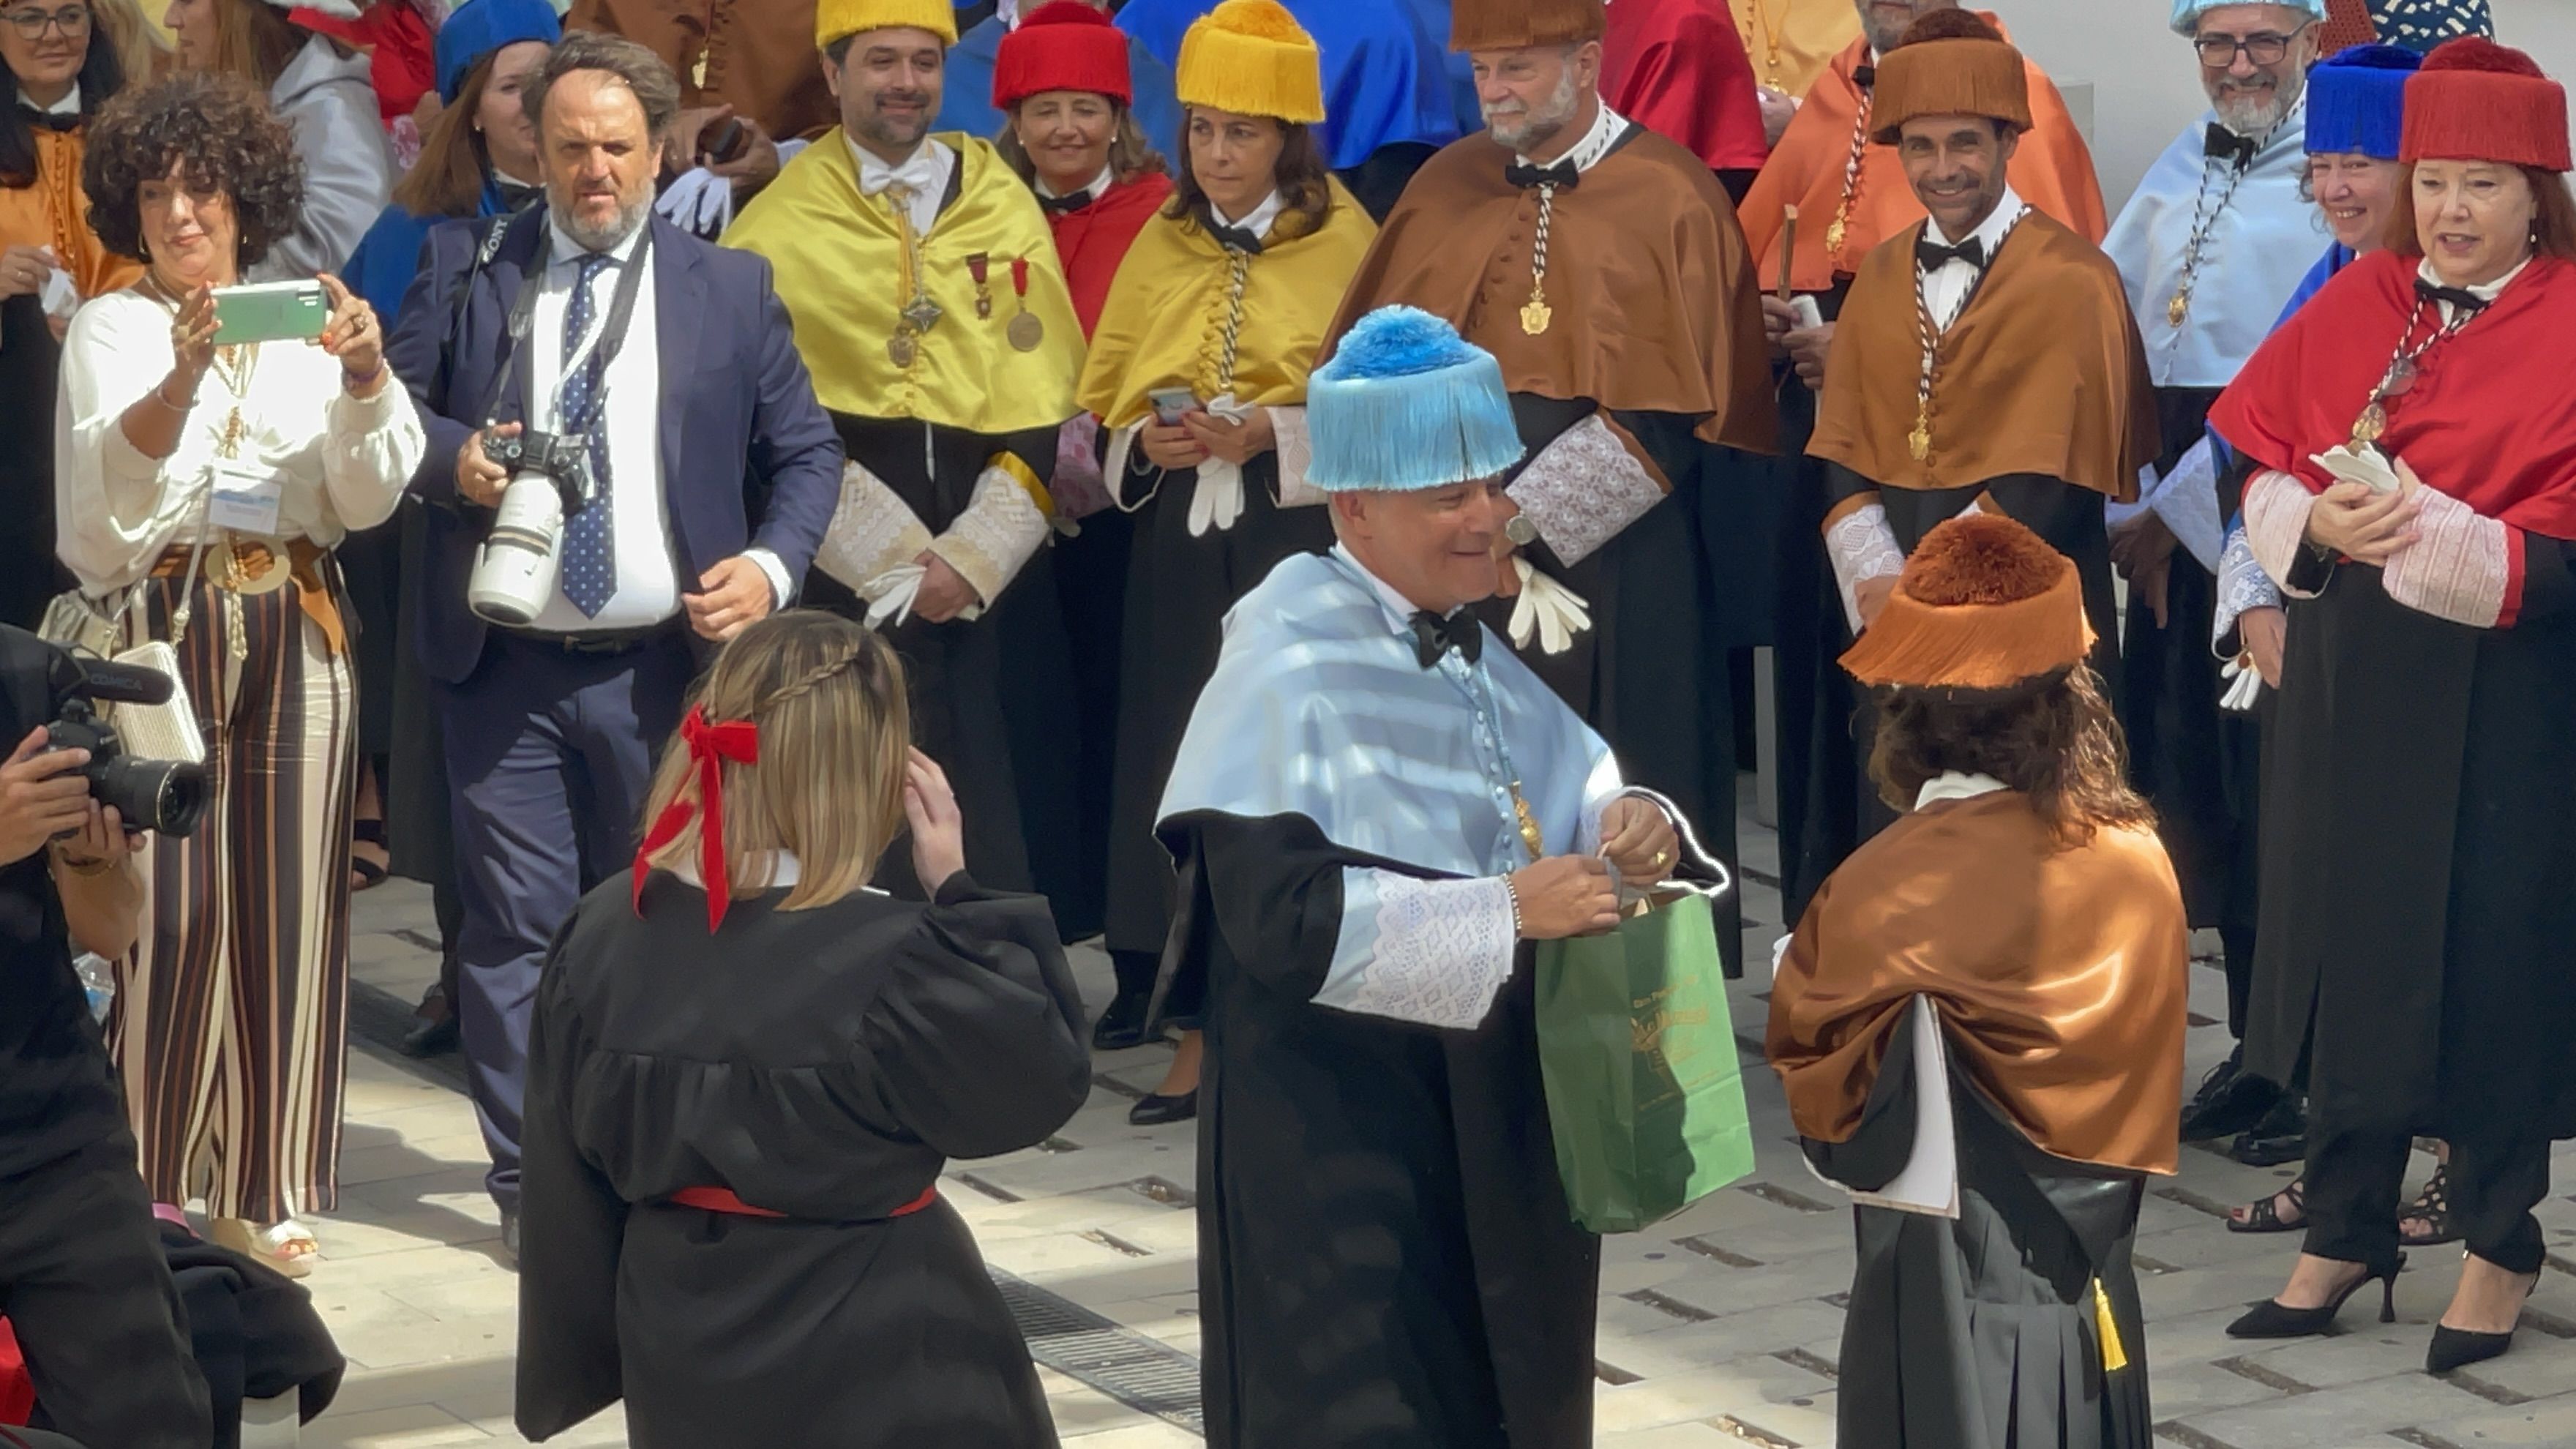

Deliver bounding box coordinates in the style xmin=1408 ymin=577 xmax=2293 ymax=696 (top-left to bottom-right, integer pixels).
xmin=211 ymin=280 xmax=329 ymax=345
xmin=1148 ymin=387 xmax=1199 ymax=427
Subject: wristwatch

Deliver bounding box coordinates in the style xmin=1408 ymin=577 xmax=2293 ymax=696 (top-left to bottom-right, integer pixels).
xmin=1504 ymin=512 xmax=1540 ymax=547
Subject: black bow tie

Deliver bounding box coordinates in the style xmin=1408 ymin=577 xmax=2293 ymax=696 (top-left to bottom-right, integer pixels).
xmin=1914 ymin=235 xmax=1985 ymax=272
xmin=1410 ymin=609 xmax=1483 ymax=669
xmin=1038 ymin=188 xmax=1096 ymax=215
xmin=495 ymin=175 xmax=541 ymax=213
xmin=1505 ymin=160 xmax=1581 ymax=192
xmin=1206 ymin=220 xmax=1265 ymax=255
xmin=1852 ymin=63 xmax=1876 ymax=90
xmin=2204 ymin=122 xmax=2260 ymax=173
xmin=2414 ymin=277 xmax=2491 ymax=315
xmin=18 ymin=105 xmax=78 ymax=133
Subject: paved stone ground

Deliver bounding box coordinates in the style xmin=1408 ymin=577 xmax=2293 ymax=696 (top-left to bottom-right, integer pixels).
xmin=288 ymin=806 xmax=2576 ymax=1448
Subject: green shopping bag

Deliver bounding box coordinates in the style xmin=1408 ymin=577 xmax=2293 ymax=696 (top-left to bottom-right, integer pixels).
xmin=1534 ymin=887 xmax=1757 ymax=1233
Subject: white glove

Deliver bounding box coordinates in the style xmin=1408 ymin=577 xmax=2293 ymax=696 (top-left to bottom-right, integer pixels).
xmin=654 ymin=165 xmax=733 ymax=239
xmin=2219 ymin=655 xmax=2264 ymax=712
xmin=1186 ymin=393 xmax=1257 ymax=536
xmin=1507 ymin=555 xmax=1591 ymax=655
xmin=39 ymin=249 xmax=75 ymax=324
xmin=860 ymin=562 xmax=924 ymax=630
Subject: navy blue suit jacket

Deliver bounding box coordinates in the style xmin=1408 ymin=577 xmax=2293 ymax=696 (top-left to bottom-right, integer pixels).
xmin=386 ymin=209 xmax=842 ymax=684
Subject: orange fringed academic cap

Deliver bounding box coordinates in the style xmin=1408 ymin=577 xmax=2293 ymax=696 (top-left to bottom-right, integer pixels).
xmin=1868 ymin=10 xmax=2032 ymax=142
xmin=1450 ymin=0 xmax=1603 ymax=51
xmin=1839 ymin=514 xmax=2094 ymax=693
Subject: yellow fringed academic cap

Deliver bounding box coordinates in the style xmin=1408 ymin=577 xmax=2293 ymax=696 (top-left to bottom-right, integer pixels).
xmin=815 ymin=0 xmax=956 ymax=50
xmin=1176 ymin=0 xmax=1325 ymax=125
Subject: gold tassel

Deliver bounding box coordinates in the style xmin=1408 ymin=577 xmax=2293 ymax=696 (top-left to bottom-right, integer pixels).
xmin=2092 ymin=1278 xmax=2128 ymax=1373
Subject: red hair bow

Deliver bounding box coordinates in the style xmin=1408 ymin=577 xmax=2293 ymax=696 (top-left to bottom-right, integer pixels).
xmin=633 ymin=705 xmax=761 ymax=932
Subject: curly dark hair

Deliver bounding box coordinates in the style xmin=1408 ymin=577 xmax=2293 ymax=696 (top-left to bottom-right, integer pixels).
xmin=1866 ymin=664 xmax=2154 ymax=848
xmin=81 ymin=72 xmax=305 ymax=269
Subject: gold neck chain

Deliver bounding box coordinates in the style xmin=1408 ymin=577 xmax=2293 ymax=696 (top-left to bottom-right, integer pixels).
xmin=1739 ymin=0 xmax=1789 ymax=86
xmin=1825 ymin=92 xmax=1873 ymax=261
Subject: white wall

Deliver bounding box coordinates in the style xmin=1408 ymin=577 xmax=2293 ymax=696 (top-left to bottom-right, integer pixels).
xmin=2003 ymin=0 xmax=2576 ymax=216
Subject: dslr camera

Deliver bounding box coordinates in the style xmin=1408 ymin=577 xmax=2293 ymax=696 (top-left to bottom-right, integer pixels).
xmin=43 ymin=655 xmax=211 ymax=838
xmin=468 ymin=428 xmax=595 ymax=627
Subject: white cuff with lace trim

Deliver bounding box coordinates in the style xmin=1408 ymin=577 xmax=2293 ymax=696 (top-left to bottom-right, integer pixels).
xmin=2212 ymin=525 xmax=2280 ymax=655
xmin=1505 ymin=413 xmax=1663 ymax=566
xmin=1268 ymin=405 xmax=1327 ymax=508
xmin=2381 ymin=484 xmax=2510 ymax=628
xmin=1317 ymin=870 xmax=1519 ymax=1030
xmin=927 ymin=464 xmax=1052 ymax=608
xmin=815 ymin=460 xmax=933 ymax=598
xmin=1824 ymin=499 xmax=1905 ymax=634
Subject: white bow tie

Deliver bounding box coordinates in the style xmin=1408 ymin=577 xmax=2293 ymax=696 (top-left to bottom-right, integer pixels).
xmin=861 ymin=157 xmax=943 ymax=201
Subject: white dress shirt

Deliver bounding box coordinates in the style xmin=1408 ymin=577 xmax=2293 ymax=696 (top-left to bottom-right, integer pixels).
xmin=2421 ymin=255 xmax=2530 ymax=325
xmin=1035 ymin=165 xmax=1114 ymax=207
xmin=1210 ymin=187 xmax=1284 ymax=242
xmin=1515 ymin=98 xmax=1631 ymax=176
xmin=850 ymin=135 xmax=959 ymax=239
xmin=1918 ymin=184 xmax=2028 ymax=334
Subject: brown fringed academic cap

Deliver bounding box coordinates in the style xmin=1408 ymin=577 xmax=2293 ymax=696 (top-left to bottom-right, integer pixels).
xmin=1870 ymin=10 xmax=2034 ymax=143
xmin=1840 ymin=514 xmax=2093 ymax=692
xmin=1450 ymin=0 xmax=1604 ymax=52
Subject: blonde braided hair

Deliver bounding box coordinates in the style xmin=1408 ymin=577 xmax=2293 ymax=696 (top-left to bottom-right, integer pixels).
xmin=639 ymin=610 xmax=911 ymax=910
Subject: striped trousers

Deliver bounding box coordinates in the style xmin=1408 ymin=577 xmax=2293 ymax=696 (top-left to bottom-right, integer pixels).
xmin=105 ymin=564 xmax=356 ymax=1222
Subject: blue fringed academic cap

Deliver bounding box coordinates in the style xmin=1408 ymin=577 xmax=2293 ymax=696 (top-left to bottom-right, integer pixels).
xmin=1308 ymin=307 xmax=1527 ymax=492
xmin=2307 ymin=44 xmax=2421 ymax=160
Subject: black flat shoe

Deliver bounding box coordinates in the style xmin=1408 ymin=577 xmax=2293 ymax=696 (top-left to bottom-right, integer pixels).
xmin=2182 ymin=1048 xmax=2279 ymax=1142
xmin=2428 ymin=1268 xmax=2542 ymax=1374
xmin=400 ymin=1012 xmax=460 ymax=1058
xmin=2229 ymin=1093 xmax=2308 ymax=1167
xmin=1128 ymin=1089 xmax=1197 ymax=1126
xmin=1091 ymin=990 xmax=1153 ymax=1052
xmin=2226 ymin=1254 xmax=2405 ymax=1339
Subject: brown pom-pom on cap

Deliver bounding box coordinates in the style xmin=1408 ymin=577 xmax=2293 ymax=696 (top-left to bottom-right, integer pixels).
xmin=1840 ymin=513 xmax=2094 ymax=692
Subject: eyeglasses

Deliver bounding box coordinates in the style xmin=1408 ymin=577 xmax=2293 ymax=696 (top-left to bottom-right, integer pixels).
xmin=2194 ymin=29 xmax=2300 ymax=67
xmin=2 ymin=6 xmax=91 ymax=38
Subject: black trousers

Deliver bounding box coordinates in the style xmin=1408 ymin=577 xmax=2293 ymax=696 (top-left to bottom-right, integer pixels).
xmin=2306 ymin=1122 xmax=2548 ymax=1273
xmin=0 ymin=1131 xmax=211 ymax=1448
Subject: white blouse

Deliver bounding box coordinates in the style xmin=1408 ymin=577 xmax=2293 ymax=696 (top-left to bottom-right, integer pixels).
xmin=53 ymin=287 xmax=425 ymax=595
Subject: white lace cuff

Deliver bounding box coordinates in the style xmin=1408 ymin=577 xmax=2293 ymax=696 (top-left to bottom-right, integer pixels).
xmin=2149 ymin=437 xmax=2225 ymax=575
xmin=927 ymin=465 xmax=1052 ymax=607
xmin=2381 ymin=484 xmax=2510 ymax=629
xmin=1318 ymin=869 xmax=1519 ymax=1030
xmin=2212 ymin=523 xmax=2279 ymax=656
xmin=1824 ymin=498 xmax=1905 ymax=634
xmin=2242 ymin=469 xmax=2324 ymax=599
xmin=1268 ymin=405 xmax=1327 ymax=508
xmin=814 ymin=460 xmax=934 ymax=597
xmin=1505 ymin=413 xmax=1665 ymax=566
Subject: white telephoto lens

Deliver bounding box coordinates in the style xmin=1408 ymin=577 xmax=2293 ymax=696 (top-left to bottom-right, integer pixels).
xmin=467 ymin=471 xmax=567 ymax=626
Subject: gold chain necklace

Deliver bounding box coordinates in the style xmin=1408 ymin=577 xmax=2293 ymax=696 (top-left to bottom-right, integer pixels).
xmin=1740 ymin=0 xmax=1789 ymax=87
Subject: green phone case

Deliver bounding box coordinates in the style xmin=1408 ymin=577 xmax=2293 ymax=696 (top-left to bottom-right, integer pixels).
xmin=211 ymin=283 xmax=330 ymax=345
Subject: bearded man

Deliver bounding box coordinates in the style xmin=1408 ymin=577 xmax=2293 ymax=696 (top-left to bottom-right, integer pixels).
xmin=1324 ymin=0 xmax=1775 ymax=970
xmin=2102 ymin=1 xmax=2324 ymax=1158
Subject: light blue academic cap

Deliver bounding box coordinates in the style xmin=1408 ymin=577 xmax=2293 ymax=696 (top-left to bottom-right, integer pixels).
xmin=2170 ymin=0 xmax=2328 ymax=35
xmin=1308 ymin=308 xmax=1527 ymax=493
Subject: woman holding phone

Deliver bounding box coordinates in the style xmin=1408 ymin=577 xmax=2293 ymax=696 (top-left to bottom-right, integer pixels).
xmin=55 ymin=72 xmax=424 ymax=1276
xmin=1074 ymin=0 xmax=1373 ymax=1122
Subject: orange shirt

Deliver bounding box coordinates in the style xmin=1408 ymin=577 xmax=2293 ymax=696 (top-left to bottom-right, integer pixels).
xmin=1740 ymin=25 xmax=2106 ymax=295
xmin=0 ymin=127 xmax=141 ymax=301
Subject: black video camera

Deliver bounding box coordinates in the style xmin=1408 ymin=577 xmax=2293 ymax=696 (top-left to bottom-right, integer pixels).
xmin=43 ymin=656 xmax=211 ymax=838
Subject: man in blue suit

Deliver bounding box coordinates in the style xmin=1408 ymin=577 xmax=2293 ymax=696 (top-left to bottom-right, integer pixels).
xmin=384 ymin=31 xmax=842 ymax=1260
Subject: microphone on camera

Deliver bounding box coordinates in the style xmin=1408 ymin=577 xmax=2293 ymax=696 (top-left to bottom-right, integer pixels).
xmin=60 ymin=656 xmax=178 ymax=706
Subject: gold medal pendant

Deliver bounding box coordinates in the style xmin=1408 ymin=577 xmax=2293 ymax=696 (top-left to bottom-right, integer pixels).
xmin=1909 ymin=400 xmax=1932 ymax=462
xmin=1520 ymin=299 xmax=1551 ymax=336
xmin=1509 ymin=782 xmax=1544 ymax=861
xmin=888 ymin=331 xmax=918 ymax=367
xmin=1824 ymin=216 xmax=1847 ymax=255
xmin=1006 ymin=310 xmax=1044 ymax=352
xmin=900 ymin=296 xmax=943 ymax=334
xmin=2167 ymin=291 xmax=2190 ymax=327
xmin=2351 ymin=402 xmax=2387 ymax=446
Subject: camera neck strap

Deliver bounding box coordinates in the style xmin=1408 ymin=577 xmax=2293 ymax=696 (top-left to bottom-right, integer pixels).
xmin=482 ymin=211 xmax=657 ymax=430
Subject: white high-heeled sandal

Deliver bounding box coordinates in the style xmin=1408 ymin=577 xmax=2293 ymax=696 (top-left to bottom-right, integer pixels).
xmin=209 ymin=1217 xmax=321 ymax=1278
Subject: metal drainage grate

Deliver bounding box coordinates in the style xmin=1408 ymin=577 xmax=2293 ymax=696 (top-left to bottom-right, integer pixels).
xmin=989 ymin=1265 xmax=1204 ymax=1434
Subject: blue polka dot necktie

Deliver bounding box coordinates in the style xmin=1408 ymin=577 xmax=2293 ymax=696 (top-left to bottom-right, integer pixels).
xmin=558 ymin=251 xmax=617 ymax=618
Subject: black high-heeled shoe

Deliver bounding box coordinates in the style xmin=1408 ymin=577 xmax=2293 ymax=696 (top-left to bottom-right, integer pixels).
xmin=1128 ymin=1089 xmax=1197 ymax=1126
xmin=2226 ymin=1253 xmax=2406 ymax=1339
xmin=2427 ymin=1268 xmax=2543 ymax=1374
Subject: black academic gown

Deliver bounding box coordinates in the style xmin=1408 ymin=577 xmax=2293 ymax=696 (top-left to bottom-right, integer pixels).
xmin=803 ymin=416 xmax=1081 ymax=907
xmin=1767 ymin=285 xmax=1856 ymax=929
xmin=1478 ymin=397 xmax=1746 ymax=973
xmin=2245 ymin=542 xmax=2576 ymax=1139
xmin=1806 ymin=1023 xmax=2153 ymax=1449
xmin=1816 ymin=466 xmax=2122 ymax=840
xmin=2120 ymin=389 xmax=2258 ymax=958
xmin=1101 ymin=457 xmax=1333 ymax=964
xmin=0 ymin=293 xmax=70 ymax=631
xmin=515 ymin=868 xmax=1091 ymax=1448
xmin=1154 ymin=810 xmax=1598 ymax=1449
